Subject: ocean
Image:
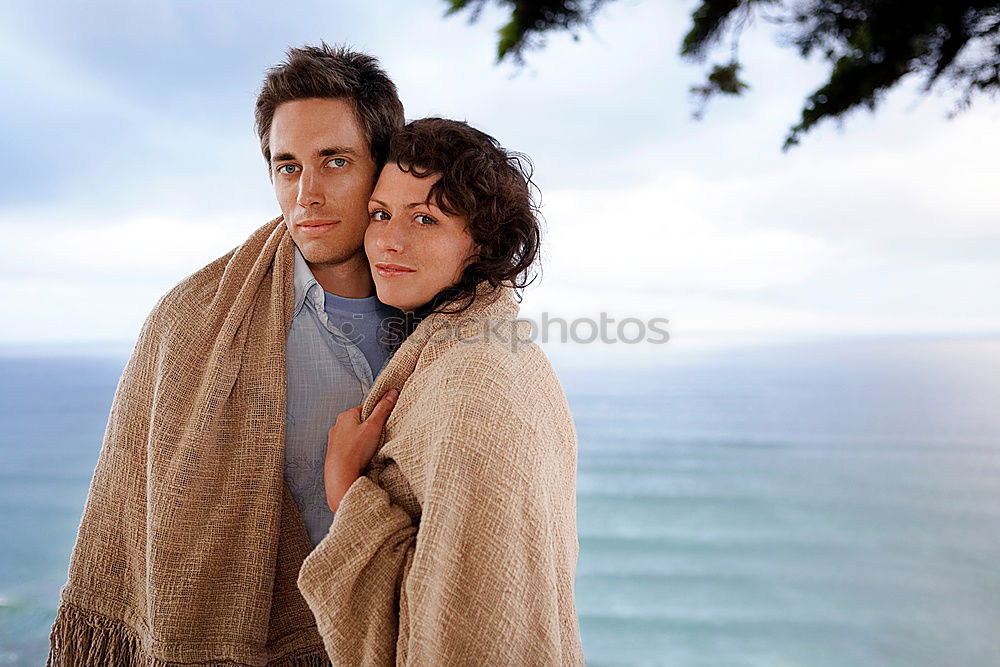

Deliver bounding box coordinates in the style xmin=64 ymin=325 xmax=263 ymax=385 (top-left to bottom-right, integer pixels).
xmin=1 ymin=335 xmax=998 ymax=666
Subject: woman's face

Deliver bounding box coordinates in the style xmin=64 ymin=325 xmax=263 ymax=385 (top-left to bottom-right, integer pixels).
xmin=365 ymin=164 xmax=478 ymax=311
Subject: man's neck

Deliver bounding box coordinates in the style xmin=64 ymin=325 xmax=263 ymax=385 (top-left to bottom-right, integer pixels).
xmin=309 ymin=253 xmax=375 ymax=298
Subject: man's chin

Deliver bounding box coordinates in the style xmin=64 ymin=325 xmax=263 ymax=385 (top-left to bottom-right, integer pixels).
xmin=295 ymin=235 xmax=363 ymax=266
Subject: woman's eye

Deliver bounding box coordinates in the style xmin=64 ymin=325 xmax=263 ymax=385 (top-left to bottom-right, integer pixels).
xmin=276 ymin=164 xmax=299 ymax=175
xmin=417 ymin=214 xmax=437 ymax=225
xmin=327 ymin=157 xmax=348 ymax=168
xmin=370 ymin=210 xmax=390 ymax=221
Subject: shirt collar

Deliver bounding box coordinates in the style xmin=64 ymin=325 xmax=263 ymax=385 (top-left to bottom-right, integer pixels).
xmin=292 ymin=244 xmax=320 ymax=316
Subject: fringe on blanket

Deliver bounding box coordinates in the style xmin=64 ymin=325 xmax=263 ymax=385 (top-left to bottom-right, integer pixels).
xmin=46 ymin=601 xmax=331 ymax=667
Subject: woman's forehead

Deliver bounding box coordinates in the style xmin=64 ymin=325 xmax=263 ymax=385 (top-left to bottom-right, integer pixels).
xmin=372 ymin=164 xmax=441 ymax=203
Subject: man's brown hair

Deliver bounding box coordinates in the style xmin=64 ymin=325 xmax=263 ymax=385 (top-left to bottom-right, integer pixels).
xmin=254 ymin=42 xmax=404 ymax=172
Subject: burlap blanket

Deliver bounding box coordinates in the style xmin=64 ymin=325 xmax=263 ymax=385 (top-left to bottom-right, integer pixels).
xmin=297 ymin=279 xmax=585 ymax=665
xmin=48 ymin=218 xmax=329 ymax=665
xmin=47 ymin=216 xmax=584 ymax=665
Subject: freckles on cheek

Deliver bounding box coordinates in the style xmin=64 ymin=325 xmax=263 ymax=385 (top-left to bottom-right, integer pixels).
xmin=278 ymin=186 xmax=298 ymax=214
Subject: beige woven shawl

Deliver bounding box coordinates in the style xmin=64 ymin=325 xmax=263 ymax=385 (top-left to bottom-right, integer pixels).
xmin=48 ymin=216 xmax=584 ymax=666
xmin=297 ymin=279 xmax=585 ymax=665
xmin=48 ymin=218 xmax=329 ymax=665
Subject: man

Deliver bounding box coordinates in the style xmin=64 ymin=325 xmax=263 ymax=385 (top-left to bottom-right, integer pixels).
xmin=46 ymin=44 xmax=403 ymax=666
xmin=258 ymin=45 xmax=403 ymax=549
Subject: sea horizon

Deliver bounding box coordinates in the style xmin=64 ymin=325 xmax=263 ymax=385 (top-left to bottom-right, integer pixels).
xmin=2 ymin=333 xmax=999 ymax=665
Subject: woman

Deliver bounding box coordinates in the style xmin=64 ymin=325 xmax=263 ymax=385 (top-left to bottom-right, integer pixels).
xmin=296 ymin=118 xmax=585 ymax=666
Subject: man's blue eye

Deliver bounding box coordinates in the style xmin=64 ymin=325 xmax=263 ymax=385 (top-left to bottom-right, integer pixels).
xmin=277 ymin=164 xmax=298 ymax=175
xmin=328 ymin=157 xmax=348 ymax=168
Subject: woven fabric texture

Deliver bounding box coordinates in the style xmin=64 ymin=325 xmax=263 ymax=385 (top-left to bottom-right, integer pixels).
xmin=47 ymin=217 xmax=330 ymax=666
xmin=297 ymin=281 xmax=585 ymax=666
xmin=46 ymin=215 xmax=584 ymax=666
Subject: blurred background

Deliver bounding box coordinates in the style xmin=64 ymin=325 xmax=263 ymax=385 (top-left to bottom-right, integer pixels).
xmin=1 ymin=1 xmax=999 ymax=665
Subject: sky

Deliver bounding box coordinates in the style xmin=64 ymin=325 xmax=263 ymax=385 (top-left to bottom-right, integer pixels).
xmin=1 ymin=0 xmax=998 ymax=351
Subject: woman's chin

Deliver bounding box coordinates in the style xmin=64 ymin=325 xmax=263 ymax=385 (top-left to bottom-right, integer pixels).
xmin=374 ymin=285 xmax=420 ymax=312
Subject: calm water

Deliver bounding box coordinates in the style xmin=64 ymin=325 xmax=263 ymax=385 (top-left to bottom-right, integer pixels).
xmin=1 ymin=336 xmax=999 ymax=666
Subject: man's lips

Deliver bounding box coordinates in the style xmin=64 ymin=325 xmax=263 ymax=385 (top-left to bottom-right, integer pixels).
xmin=374 ymin=262 xmax=416 ymax=277
xmin=297 ymin=220 xmax=339 ymax=235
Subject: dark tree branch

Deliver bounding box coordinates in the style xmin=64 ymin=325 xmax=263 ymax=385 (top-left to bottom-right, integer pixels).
xmin=443 ymin=0 xmax=1000 ymax=149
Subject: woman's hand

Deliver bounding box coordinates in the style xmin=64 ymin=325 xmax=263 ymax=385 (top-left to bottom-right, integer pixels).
xmin=324 ymin=389 xmax=399 ymax=512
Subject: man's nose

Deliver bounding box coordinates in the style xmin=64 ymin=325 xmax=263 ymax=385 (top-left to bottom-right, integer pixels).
xmin=296 ymin=169 xmax=325 ymax=208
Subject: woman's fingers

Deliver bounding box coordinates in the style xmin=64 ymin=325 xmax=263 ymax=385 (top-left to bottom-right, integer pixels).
xmin=334 ymin=405 xmax=363 ymax=426
xmin=323 ymin=391 xmax=400 ymax=511
xmin=364 ymin=389 xmax=399 ymax=434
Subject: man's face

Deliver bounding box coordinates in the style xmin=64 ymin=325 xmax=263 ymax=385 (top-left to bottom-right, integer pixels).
xmin=269 ymin=97 xmax=377 ymax=266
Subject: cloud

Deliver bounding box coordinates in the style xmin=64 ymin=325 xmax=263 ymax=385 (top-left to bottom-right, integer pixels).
xmin=539 ymin=171 xmax=840 ymax=295
xmin=0 ymin=213 xmax=276 ymax=343
xmin=0 ymin=215 xmax=258 ymax=281
xmin=0 ymin=0 xmax=998 ymax=344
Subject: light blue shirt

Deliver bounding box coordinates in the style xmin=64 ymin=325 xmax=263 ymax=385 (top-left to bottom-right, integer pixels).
xmin=284 ymin=244 xmax=398 ymax=548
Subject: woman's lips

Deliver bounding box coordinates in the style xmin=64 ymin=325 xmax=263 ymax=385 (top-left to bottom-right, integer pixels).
xmin=375 ymin=263 xmax=415 ymax=277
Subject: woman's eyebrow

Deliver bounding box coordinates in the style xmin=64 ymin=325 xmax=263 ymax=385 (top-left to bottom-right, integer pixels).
xmin=369 ymin=198 xmax=438 ymax=210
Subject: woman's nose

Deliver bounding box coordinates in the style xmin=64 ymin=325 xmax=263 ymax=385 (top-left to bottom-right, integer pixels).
xmin=375 ymin=221 xmax=404 ymax=253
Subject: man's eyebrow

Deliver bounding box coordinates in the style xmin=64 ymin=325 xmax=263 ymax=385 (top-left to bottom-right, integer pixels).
xmin=270 ymin=146 xmax=360 ymax=164
xmin=317 ymin=146 xmax=359 ymax=158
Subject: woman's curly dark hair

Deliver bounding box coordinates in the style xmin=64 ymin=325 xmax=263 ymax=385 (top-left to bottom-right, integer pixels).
xmin=381 ymin=117 xmax=542 ymax=344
